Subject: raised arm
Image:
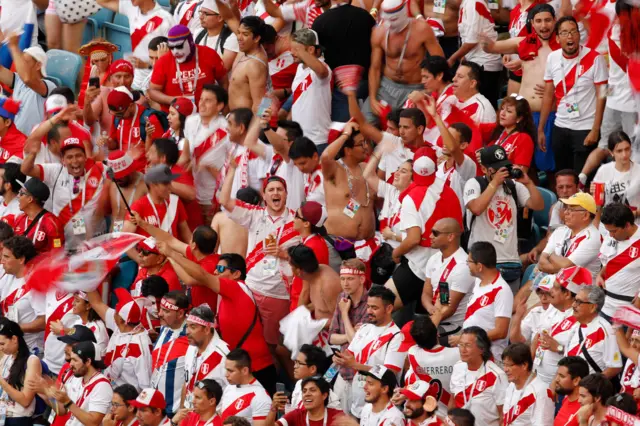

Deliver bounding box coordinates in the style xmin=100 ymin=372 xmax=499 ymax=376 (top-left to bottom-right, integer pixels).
xmin=160 ymin=243 xmax=221 ymax=293
xmin=133 ymin=212 xmax=188 ymax=255
xmin=95 ymin=0 xmax=120 ymax=13
xmin=291 ymin=44 xmax=329 ymax=80
xmin=86 ymin=291 xmax=110 ymax=323
xmin=217 ymin=161 xmax=237 ymax=213
xmin=480 ymin=34 xmax=522 ymax=54
xmin=244 ymin=115 xmax=268 ymax=159
xmin=363 ymin=148 xmax=382 ymax=193
xmin=214 ymin=0 xmax=240 ymax=33
xmin=320 ymin=121 xmax=358 ymax=183
xmin=347 ymin=92 xmax=383 ymax=143
xmin=8 ymin=33 xmax=47 ymax=96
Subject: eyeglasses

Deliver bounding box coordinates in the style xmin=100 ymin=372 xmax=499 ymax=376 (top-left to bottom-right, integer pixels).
xmin=573 ymin=299 xmax=593 ymax=306
xmin=137 ymin=249 xmax=156 ymax=256
xmin=216 ymin=265 xmax=237 ymax=274
xmin=199 ymin=10 xmax=219 ymax=16
xmin=17 ymin=189 xmax=30 ymax=197
xmin=294 ymin=360 xmax=308 ymax=366
xmin=558 ymin=30 xmax=579 ymax=37
xmin=466 ymin=259 xmax=478 ymax=265
xmin=431 ymin=229 xmax=452 ymax=237
xmin=564 ymin=207 xmax=587 ymax=213
xmin=295 ymin=212 xmax=306 ymax=221
xmin=111 ymin=402 xmax=127 ymax=408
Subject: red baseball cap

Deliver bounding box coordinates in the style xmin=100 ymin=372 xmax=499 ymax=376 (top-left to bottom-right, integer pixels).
xmin=107 ymin=150 xmax=139 ymax=180
xmin=108 ymin=59 xmax=134 ymax=76
xmin=129 ymin=388 xmax=166 ymax=409
xmin=60 ymin=137 xmax=84 ymax=154
xmin=171 ymin=97 xmax=194 ymax=117
xmin=107 ymin=86 xmax=134 ymax=113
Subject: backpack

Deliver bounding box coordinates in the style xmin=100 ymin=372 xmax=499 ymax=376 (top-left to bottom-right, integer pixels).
xmin=195 ymin=25 xmax=233 ymax=54
xmin=461 ymin=176 xmax=533 ymax=250
xmin=115 ymin=108 xmax=170 ymax=142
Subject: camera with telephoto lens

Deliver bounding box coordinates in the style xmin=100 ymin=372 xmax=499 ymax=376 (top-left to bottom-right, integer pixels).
xmin=506 ymin=164 xmax=524 ymax=180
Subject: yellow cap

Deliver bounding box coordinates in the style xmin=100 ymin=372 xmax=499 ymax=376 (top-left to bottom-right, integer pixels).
xmin=560 ymin=192 xmax=597 ymax=215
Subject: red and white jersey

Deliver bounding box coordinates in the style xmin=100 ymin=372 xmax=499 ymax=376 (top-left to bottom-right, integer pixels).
xmin=13 ymin=211 xmax=64 ymax=253
xmin=0 ymin=274 xmax=45 ymax=352
xmin=104 ymin=308 xmax=153 ymax=391
xmin=225 ymin=143 xmax=268 ymax=197
xmin=219 ymin=379 xmax=272 ymax=424
xmin=458 ymin=0 xmax=502 ymax=71
xmin=291 ymin=61 xmax=332 ymax=147
xmin=508 ymin=3 xmax=535 ymax=38
xmin=269 ymin=50 xmax=299 ymax=91
xmin=405 ymin=345 xmax=461 ymax=416
xmin=184 ymin=113 xmax=229 ymax=205
xmin=437 ymin=158 xmax=476 ymax=211
xmin=503 ymin=376 xmax=555 ymax=426
xmin=451 ymin=360 xmax=508 ymax=426
xmin=621 ymin=356 xmax=640 ymax=394
xmin=377 ymin=182 xmax=402 ymax=249
xmin=359 ymin=402 xmax=405 ymax=426
xmin=43 ymin=290 xmax=77 ymax=374
xmin=543 ymin=46 xmax=608 ymax=130
xmin=462 ymin=275 xmax=514 ymax=361
xmin=0 ymin=196 xmax=20 ymax=227
xmin=347 ymin=322 xmax=404 ymax=417
xmin=118 ymin=0 xmax=174 ymax=89
xmin=452 ymin=94 xmax=497 ymax=127
xmin=227 ymin=201 xmax=300 ymax=299
xmin=184 ymin=332 xmax=229 ymax=409
xmin=607 ymin=24 xmax=636 ymax=112
xmin=378 ymin=133 xmax=416 ymax=182
xmin=173 ymin=0 xmax=203 ymax=35
xmin=280 ymin=0 xmax=324 ymax=28
xmin=264 ymin=144 xmax=306 ymax=211
xmin=533 ymin=307 xmax=577 ymax=384
xmin=565 ymin=316 xmax=623 ymax=374
xmin=600 ymin=227 xmax=640 ymax=317
xmin=255 ymin=0 xmax=293 ymax=35
xmin=416 ymin=85 xmax=457 ymax=146
xmin=65 ymin=373 xmax=113 ymax=426
xmin=424 ymin=247 xmax=475 ymax=334
xmin=542 ymin=224 xmax=602 ymax=281
xmin=304 ymin=165 xmax=325 ymax=205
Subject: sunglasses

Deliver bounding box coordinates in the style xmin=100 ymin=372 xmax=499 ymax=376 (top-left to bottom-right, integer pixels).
xmin=216 ymin=265 xmax=237 ymax=274
xmin=137 ymin=248 xmax=157 ymax=256
xmin=431 ymin=229 xmax=452 ymax=237
xmin=295 ymin=212 xmax=306 ymax=221
xmin=18 ymin=189 xmax=30 ymax=197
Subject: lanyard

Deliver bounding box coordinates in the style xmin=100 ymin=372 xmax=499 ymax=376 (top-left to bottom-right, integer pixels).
xmin=153 ymin=327 xmax=182 ymax=372
xmin=176 ymin=48 xmax=200 ymax=97
xmin=119 ymin=104 xmax=140 ymax=151
xmin=116 ymin=175 xmax=142 ymax=215
xmin=462 ymin=363 xmax=486 ymax=409
xmin=147 ymin=194 xmax=169 ymax=227
xmin=68 ymin=173 xmax=88 ymax=215
xmin=385 ymin=22 xmax=412 ymax=76
xmin=560 ymin=47 xmax=582 ymax=103
xmin=496 ymin=129 xmax=518 ymax=149
xmin=306 ymin=409 xmax=328 ymax=426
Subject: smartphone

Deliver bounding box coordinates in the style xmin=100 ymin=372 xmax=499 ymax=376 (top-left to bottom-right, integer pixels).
xmin=439 ymin=281 xmax=450 ymax=305
xmin=257 ymin=96 xmax=272 ymax=118
xmin=276 ymin=382 xmax=286 ymax=394
xmin=89 ymin=77 xmax=100 ymax=88
xmin=331 ymin=347 xmax=342 ymax=357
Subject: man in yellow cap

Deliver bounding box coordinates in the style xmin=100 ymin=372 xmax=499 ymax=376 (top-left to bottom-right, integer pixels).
xmin=538 ymin=192 xmax=601 ymax=281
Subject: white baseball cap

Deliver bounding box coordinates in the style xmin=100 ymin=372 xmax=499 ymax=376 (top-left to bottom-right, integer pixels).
xmin=24 ymin=46 xmax=48 ymax=77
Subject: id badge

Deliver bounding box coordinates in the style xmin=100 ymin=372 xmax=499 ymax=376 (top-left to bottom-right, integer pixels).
xmin=488 ymin=0 xmax=499 ymax=10
xmin=356 ymin=374 xmax=366 ymax=388
xmin=566 ymin=101 xmax=580 ymax=118
xmin=48 ymin=404 xmax=56 ymax=424
xmin=185 ymin=392 xmax=194 ymax=409
xmin=493 ymin=228 xmax=507 ymax=244
xmin=433 ymin=0 xmax=446 ymax=14
xmin=263 ymin=257 xmax=278 ymax=276
xmin=112 ymin=220 xmax=124 ymax=233
xmin=533 ymin=345 xmax=544 ymax=366
xmin=343 ymin=198 xmax=361 ymax=218
xmin=72 ymin=217 xmax=87 ymax=235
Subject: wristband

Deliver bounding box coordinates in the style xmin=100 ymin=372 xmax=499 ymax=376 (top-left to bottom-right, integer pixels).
xmin=416 ymin=14 xmax=424 ymax=19
xmin=64 ymin=401 xmax=73 ymax=409
xmin=370 ymin=7 xmax=378 ymax=14
xmin=341 ymin=132 xmax=351 ymax=137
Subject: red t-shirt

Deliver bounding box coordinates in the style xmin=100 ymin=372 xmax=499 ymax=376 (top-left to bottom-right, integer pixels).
xmin=554 ymin=397 xmax=580 ymax=426
xmin=491 ymin=130 xmax=535 ymax=168
xmin=13 ymin=211 xmax=64 ymax=253
xmin=180 ymin=413 xmax=222 ymax=426
xmin=0 ymin=124 xmax=26 ymax=163
xmin=172 ymin=163 xmax=202 ymax=230
xmin=127 ymin=195 xmax=188 ymax=238
xmin=132 ymin=261 xmax=182 ymax=296
xmin=109 ymin=106 xmax=164 ymax=152
xmin=290 ymin=234 xmax=329 ymax=311
xmin=185 ymin=246 xmax=219 ymax=313
xmin=150 ymin=46 xmax=227 ymax=113
xmin=277 ymin=408 xmax=343 ymax=426
xmin=217 ymin=278 xmax=273 ymax=372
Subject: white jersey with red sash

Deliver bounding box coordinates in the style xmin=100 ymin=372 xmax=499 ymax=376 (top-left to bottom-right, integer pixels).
xmin=305 ymin=165 xmax=325 ymax=205
xmin=463 ymin=275 xmax=513 ymax=361
xmin=151 ymin=323 xmax=190 ymax=414
xmin=104 ymin=308 xmax=153 ymax=391
xmin=621 ymin=356 xmax=640 ymax=395
xmin=607 ymin=24 xmax=636 ymax=112
xmin=418 ymin=84 xmax=456 ymax=146
xmin=280 ymin=0 xmax=324 ymax=28
xmin=377 ymin=181 xmax=402 ymax=249
xmin=228 ymin=201 xmax=300 ymax=299
xmin=566 ymin=316 xmax=623 ymax=374
xmin=359 ymin=401 xmax=406 ymax=426
xmin=183 ymin=332 xmax=229 ymax=409
xmin=65 ymin=373 xmax=113 ymax=426
xmin=543 ymin=46 xmax=608 ymax=130
xmin=450 ymin=360 xmax=508 ymax=426
xmin=347 ymin=322 xmax=404 ymax=417
xmin=0 ymin=196 xmax=20 ymax=227
xmin=43 ymin=290 xmax=79 ymax=374
xmin=533 ymin=306 xmax=577 ymax=385
xmin=174 ymin=0 xmax=203 ymax=35
xmin=269 ymin=50 xmax=298 ymax=91
xmin=542 ymin=224 xmax=602 ymax=281
xmin=503 ymin=376 xmax=554 ymax=426
xmin=219 ymin=379 xmax=272 ymax=424
xmin=405 ymin=345 xmax=461 ymax=416
xmin=600 ymin=225 xmax=640 ymax=317
xmin=0 ymin=275 xmax=45 ymax=352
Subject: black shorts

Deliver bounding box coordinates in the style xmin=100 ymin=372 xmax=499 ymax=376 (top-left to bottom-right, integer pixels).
xmin=392 ymin=257 xmax=425 ymax=307
xmin=508 ymin=70 xmax=522 ymax=83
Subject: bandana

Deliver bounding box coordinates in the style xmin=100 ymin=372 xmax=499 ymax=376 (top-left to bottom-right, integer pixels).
xmin=187 ymin=314 xmax=215 ymax=328
xmin=168 ymin=24 xmax=195 ymax=64
xmin=381 ymin=0 xmax=410 ymax=33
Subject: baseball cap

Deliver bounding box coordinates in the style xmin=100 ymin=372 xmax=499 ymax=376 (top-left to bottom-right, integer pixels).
xmin=300 ymin=201 xmax=327 ymax=228
xmin=400 ymin=380 xmax=430 ymax=400
xmin=24 ymin=46 xmax=48 ymax=77
xmin=171 ymin=97 xmax=195 ymax=117
xmin=108 ymin=59 xmax=134 ymax=77
xmin=200 ymin=0 xmax=219 ymax=13
xmin=60 ymin=137 xmax=84 ymax=154
xmin=480 ymin=145 xmax=511 ymax=169
xmin=535 ymin=274 xmax=555 ymax=292
xmin=555 ymin=265 xmax=593 ymax=294
xmin=412 ymin=146 xmax=438 ymax=185
xmin=107 ymin=150 xmax=138 ymax=180
xmin=17 ymin=178 xmax=50 ymax=204
xmin=57 ymin=324 xmax=97 ymax=344
xmin=129 ymin=388 xmax=166 ymax=410
xmin=137 ymin=237 xmax=160 ymax=255
xmin=144 ymin=164 xmax=181 ymax=185
xmin=107 ymin=86 xmax=135 ymax=113
xmin=45 ymin=94 xmax=68 ymax=115
xmin=359 ymin=365 xmax=397 ymax=389
xmin=114 ymin=288 xmax=142 ymax=324
xmin=72 ymin=341 xmax=105 ymax=369
xmin=292 ymin=28 xmax=321 ymax=47
xmin=560 ymin=192 xmax=597 ymax=215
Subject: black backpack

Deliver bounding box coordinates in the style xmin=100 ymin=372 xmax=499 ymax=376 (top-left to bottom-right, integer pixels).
xmin=461 ymin=176 xmax=533 ymax=250
xmin=195 ymin=25 xmax=233 ymax=54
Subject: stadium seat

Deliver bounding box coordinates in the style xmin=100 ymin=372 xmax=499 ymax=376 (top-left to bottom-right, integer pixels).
xmin=104 ymin=21 xmax=131 ymax=61
xmin=158 ymin=0 xmax=171 ymax=10
xmin=533 ymin=186 xmax=558 ymax=231
xmin=45 ymin=76 xmax=62 ymax=88
xmin=85 ymin=8 xmax=115 ymax=39
xmin=522 ymin=263 xmax=536 ymax=284
xmin=45 ymin=50 xmax=83 ymax=93
xmin=113 ymin=13 xmax=130 ymax=28
xmin=110 ymin=258 xmax=139 ymax=306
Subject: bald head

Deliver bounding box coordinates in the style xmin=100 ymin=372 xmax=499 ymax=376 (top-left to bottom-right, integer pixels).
xmin=435 ymin=218 xmax=461 ymax=233
xmin=430 ymin=218 xmax=461 ymax=251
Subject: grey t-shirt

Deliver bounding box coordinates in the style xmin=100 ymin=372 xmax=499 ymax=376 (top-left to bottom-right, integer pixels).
xmin=12 ymin=74 xmax=56 ymax=135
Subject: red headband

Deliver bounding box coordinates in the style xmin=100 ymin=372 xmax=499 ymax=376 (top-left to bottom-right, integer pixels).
xmin=187 ymin=314 xmax=215 ymax=328
xmin=161 ymin=298 xmax=180 ymax=311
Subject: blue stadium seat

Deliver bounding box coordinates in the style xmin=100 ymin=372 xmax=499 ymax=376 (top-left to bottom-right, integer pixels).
xmin=103 ymin=22 xmax=131 ymax=61
xmin=86 ymin=8 xmax=115 ymax=39
xmin=45 ymin=50 xmax=83 ymax=93
xmin=522 ymin=263 xmax=536 ymax=284
xmin=113 ymin=13 xmax=130 ymax=28
xmin=533 ymin=186 xmax=558 ymax=231
xmin=45 ymin=76 xmax=62 ymax=87
xmin=158 ymin=0 xmax=171 ymax=10
xmin=110 ymin=258 xmax=139 ymax=306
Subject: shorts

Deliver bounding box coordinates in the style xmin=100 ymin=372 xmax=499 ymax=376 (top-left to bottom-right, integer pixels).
xmin=597 ymin=107 xmax=637 ymax=149
xmin=508 ymin=70 xmax=522 ymax=83
xmin=533 ymin=111 xmax=556 ymax=171
xmin=252 ymin=292 xmax=290 ymax=345
xmin=391 ymin=256 xmax=425 ymax=307
xmin=46 ymin=0 xmax=58 ymax=15
xmin=362 ymin=77 xmax=423 ymax=125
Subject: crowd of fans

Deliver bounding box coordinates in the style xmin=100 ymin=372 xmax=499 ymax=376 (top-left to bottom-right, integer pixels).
xmin=0 ymin=0 xmax=637 ymax=425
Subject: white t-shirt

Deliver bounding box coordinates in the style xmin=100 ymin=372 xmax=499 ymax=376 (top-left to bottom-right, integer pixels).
xmin=599 ymin=227 xmax=640 ymax=317
xmin=1 ymin=274 xmax=45 ymax=352
xmin=291 ymin=61 xmax=332 ymax=147
xmin=462 ymin=275 xmax=514 ymax=361
xmin=458 ymin=0 xmax=502 ymax=71
xmin=219 ymin=379 xmax=272 ymax=424
xmin=543 ymin=46 xmax=608 ymax=130
xmin=378 ymin=133 xmax=415 ymax=182
xmin=565 ymin=315 xmax=623 ymax=374
xmin=424 ymin=247 xmax=475 ymax=333
xmin=520 ymin=305 xmax=551 ymax=343
xmin=503 ymin=376 xmax=555 ymax=426
xmin=533 ymin=306 xmax=577 ymax=385
xmin=542 ymin=224 xmax=602 ymax=281
xmin=450 ymin=360 xmax=508 ymax=426
xmin=65 ymin=373 xmax=113 ymax=426
xmin=198 ymin=30 xmax=240 ymax=57
xmin=463 ymin=179 xmax=530 ymax=264
xmin=607 ymin=24 xmax=637 ymax=113
xmin=359 ymin=402 xmax=405 ymax=426
xmin=118 ymin=0 xmax=175 ymax=90
xmin=13 ymin=76 xmax=57 ymax=137
xmin=593 ymin=162 xmax=640 ymax=211
xmin=265 ymin=144 xmax=305 ymax=211
xmin=173 ymin=0 xmax=203 ymax=35
xmin=0 ymin=354 xmax=37 ymax=417
xmin=377 ymin=181 xmax=402 ymax=249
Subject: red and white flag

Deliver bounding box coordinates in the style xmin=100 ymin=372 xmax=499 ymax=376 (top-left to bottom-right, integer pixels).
xmin=25 ymin=232 xmax=146 ymax=294
xmin=613 ymin=305 xmax=640 ymax=330
xmin=334 ymin=65 xmax=364 ymax=94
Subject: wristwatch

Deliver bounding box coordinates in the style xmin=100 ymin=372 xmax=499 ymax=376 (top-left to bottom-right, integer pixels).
xmin=557 ymin=344 xmax=564 ymax=354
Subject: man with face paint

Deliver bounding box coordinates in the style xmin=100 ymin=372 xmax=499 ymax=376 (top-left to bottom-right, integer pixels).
xmin=149 ymin=24 xmax=228 ymax=114
xmin=363 ymin=0 xmax=444 ymax=125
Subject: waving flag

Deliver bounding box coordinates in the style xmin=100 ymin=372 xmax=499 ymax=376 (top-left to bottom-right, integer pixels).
xmin=0 ymin=6 xmax=36 ymax=69
xmin=26 ymin=232 xmax=146 ymax=294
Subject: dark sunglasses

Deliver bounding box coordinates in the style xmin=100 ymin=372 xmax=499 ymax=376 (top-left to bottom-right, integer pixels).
xmin=137 ymin=248 xmax=157 ymax=256
xmin=216 ymin=265 xmax=237 ymax=274
xmin=431 ymin=229 xmax=452 ymax=237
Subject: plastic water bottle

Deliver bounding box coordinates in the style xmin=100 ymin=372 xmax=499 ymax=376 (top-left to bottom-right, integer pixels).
xmin=323 ymin=363 xmax=340 ymax=382
xmin=100 ymin=131 xmax=109 ymax=158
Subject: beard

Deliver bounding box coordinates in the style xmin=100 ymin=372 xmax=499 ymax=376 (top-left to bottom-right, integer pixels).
xmin=555 ymin=385 xmax=573 ymax=396
xmin=405 ymin=407 xmax=425 ymax=419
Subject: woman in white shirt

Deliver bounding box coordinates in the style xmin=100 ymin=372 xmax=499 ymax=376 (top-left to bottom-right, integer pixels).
xmin=0 ymin=318 xmax=42 ymax=425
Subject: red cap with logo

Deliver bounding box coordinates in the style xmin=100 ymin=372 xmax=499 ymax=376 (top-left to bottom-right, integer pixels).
xmin=129 ymin=388 xmax=166 ymax=409
xmin=107 ymin=150 xmax=140 ymax=180
xmin=60 ymin=137 xmax=84 ymax=154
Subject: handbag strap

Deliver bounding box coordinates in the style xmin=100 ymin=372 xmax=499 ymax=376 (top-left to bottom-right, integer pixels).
xmin=22 ymin=209 xmax=48 ymax=237
xmin=578 ymin=327 xmax=603 ymax=373
xmin=235 ymin=303 xmax=259 ymax=350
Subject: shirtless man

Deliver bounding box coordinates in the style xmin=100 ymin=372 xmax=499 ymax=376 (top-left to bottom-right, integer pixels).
xmin=320 ymin=121 xmax=375 ymax=250
xmin=363 ymin=0 xmax=444 ymax=124
xmin=410 ymin=0 xmax=461 ymax=58
xmin=106 ymin=150 xmax=147 ymax=232
xmin=288 ymin=244 xmax=341 ymax=322
xmin=210 ymin=186 xmax=261 ymax=257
